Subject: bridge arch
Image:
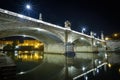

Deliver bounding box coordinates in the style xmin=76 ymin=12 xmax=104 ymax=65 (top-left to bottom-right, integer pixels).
xmin=73 ymin=37 xmax=91 ymax=46
xmin=0 ymin=26 xmax=66 ymax=53
xmin=0 ymin=26 xmax=64 ymax=44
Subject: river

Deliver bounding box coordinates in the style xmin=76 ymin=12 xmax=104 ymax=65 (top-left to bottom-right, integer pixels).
xmin=2 ymin=50 xmax=112 ymax=80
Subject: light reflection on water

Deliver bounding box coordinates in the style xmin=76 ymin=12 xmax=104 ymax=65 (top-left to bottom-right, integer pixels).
xmin=15 ymin=51 xmax=43 ymax=61
xmin=5 ymin=51 xmax=107 ymax=80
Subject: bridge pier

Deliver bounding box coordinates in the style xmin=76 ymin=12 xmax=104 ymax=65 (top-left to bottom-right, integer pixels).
xmin=64 ymin=42 xmax=75 ymax=80
xmin=65 ymin=42 xmax=75 ymax=57
xmin=44 ymin=43 xmax=65 ymax=53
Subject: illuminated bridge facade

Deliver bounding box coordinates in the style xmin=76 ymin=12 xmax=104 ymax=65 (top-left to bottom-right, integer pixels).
xmin=0 ymin=8 xmax=106 ymax=54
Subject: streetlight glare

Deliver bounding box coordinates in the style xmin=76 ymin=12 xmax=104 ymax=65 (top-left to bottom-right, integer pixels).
xmin=82 ymin=27 xmax=86 ymax=33
xmin=82 ymin=66 xmax=86 ymax=71
xmin=83 ymin=28 xmax=86 ymax=31
xmin=114 ymin=33 xmax=118 ymax=37
xmin=94 ymin=33 xmax=96 ymax=36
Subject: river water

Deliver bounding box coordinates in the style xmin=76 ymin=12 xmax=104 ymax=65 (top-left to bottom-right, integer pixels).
xmin=4 ymin=50 xmax=120 ymax=80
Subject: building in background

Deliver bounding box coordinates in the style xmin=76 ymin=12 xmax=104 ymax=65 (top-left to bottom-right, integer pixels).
xmin=0 ymin=39 xmax=44 ymax=51
xmin=105 ymin=33 xmax=120 ymax=51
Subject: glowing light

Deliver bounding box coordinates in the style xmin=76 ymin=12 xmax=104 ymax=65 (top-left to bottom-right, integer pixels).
xmin=35 ymin=45 xmax=39 ymax=48
xmin=23 ymin=35 xmax=26 ymax=37
xmin=94 ymin=33 xmax=97 ymax=36
xmin=82 ymin=28 xmax=86 ymax=33
xmin=34 ymin=44 xmax=40 ymax=48
xmin=18 ymin=71 xmax=25 ymax=75
xmin=4 ymin=10 xmax=8 ymax=13
xmin=25 ymin=43 xmax=28 ymax=46
xmin=14 ymin=53 xmax=18 ymax=56
xmin=82 ymin=66 xmax=86 ymax=71
xmin=85 ymin=76 xmax=88 ymax=80
xmin=34 ymin=53 xmax=40 ymax=59
xmin=24 ymin=51 xmax=29 ymax=53
xmin=105 ymin=37 xmax=109 ymax=40
xmin=15 ymin=46 xmax=19 ymax=48
xmin=24 ymin=55 xmax=28 ymax=59
xmin=26 ymin=4 xmax=31 ymax=10
xmin=114 ymin=33 xmax=118 ymax=37
xmin=105 ymin=53 xmax=108 ymax=59
xmin=18 ymin=14 xmax=24 ymax=18
xmin=96 ymin=69 xmax=99 ymax=73
xmin=108 ymin=63 xmax=112 ymax=68
xmin=80 ymin=37 xmax=84 ymax=40
xmin=98 ymin=61 xmax=101 ymax=64
xmin=28 ymin=17 xmax=32 ymax=20
xmin=68 ymin=66 xmax=76 ymax=74
xmin=119 ymin=68 xmax=120 ymax=73
xmin=40 ymin=56 xmax=43 ymax=59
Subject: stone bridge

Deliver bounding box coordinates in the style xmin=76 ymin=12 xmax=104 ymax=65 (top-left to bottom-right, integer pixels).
xmin=0 ymin=8 xmax=106 ymax=54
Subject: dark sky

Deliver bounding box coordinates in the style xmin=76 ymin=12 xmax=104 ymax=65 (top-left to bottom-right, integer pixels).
xmin=0 ymin=0 xmax=120 ymax=36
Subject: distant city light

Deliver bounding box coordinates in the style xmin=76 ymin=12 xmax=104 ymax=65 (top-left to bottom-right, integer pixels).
xmin=108 ymin=63 xmax=112 ymax=68
xmin=114 ymin=33 xmax=118 ymax=37
xmin=105 ymin=33 xmax=120 ymax=40
xmin=105 ymin=37 xmax=109 ymax=40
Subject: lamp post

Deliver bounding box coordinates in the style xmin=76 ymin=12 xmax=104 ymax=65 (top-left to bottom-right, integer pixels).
xmin=94 ymin=33 xmax=97 ymax=37
xmin=82 ymin=66 xmax=86 ymax=72
xmin=82 ymin=28 xmax=86 ymax=33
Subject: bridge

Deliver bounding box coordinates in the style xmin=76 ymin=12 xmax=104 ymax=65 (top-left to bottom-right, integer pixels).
xmin=0 ymin=8 xmax=107 ymax=80
xmin=0 ymin=8 xmax=106 ymax=54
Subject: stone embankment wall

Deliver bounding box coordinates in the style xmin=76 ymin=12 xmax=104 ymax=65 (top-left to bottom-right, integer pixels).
xmin=106 ymin=40 xmax=120 ymax=51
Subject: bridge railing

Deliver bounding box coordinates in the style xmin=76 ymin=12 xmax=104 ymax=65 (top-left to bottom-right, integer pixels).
xmin=0 ymin=8 xmax=65 ymax=30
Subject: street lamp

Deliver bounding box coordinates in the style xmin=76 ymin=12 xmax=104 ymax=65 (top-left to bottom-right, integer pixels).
xmin=85 ymin=76 xmax=88 ymax=80
xmin=94 ymin=33 xmax=97 ymax=37
xmin=82 ymin=28 xmax=86 ymax=33
xmin=82 ymin=66 xmax=86 ymax=72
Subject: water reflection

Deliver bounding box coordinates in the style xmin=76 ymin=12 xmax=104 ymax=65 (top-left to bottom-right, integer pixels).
xmin=15 ymin=51 xmax=43 ymax=61
xmin=3 ymin=51 xmax=108 ymax=80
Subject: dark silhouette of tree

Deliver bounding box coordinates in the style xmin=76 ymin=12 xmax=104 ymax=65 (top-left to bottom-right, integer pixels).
xmin=12 ymin=40 xmax=18 ymax=50
xmin=3 ymin=44 xmax=12 ymax=51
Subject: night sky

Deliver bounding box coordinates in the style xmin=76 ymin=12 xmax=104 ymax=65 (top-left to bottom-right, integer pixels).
xmin=0 ymin=0 xmax=120 ymax=37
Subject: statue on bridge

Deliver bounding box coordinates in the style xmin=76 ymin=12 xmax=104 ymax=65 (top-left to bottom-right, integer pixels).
xmin=64 ymin=20 xmax=71 ymax=29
